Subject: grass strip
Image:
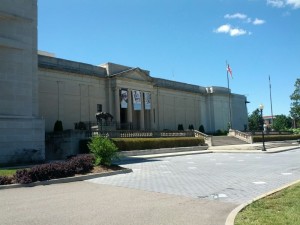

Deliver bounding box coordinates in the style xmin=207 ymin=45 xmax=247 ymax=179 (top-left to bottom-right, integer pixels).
xmin=0 ymin=169 xmax=17 ymax=177
xmin=235 ymin=182 xmax=300 ymax=225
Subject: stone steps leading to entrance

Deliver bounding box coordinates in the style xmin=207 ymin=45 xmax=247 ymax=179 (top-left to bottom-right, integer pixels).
xmin=212 ymin=136 xmax=248 ymax=146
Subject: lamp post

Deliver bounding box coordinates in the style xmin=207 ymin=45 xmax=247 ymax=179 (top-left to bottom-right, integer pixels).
xmin=259 ymin=104 xmax=266 ymax=151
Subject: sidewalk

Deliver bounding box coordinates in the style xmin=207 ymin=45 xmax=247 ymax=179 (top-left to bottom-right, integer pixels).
xmin=120 ymin=142 xmax=299 ymax=160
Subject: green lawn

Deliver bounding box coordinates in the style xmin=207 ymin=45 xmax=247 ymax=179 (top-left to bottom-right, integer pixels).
xmin=235 ymin=182 xmax=300 ymax=225
xmin=0 ymin=169 xmax=17 ymax=177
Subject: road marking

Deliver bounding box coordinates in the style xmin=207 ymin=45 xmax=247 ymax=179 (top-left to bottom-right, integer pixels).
xmin=216 ymin=163 xmax=224 ymax=165
xmin=188 ymin=167 xmax=197 ymax=170
xmin=162 ymin=171 xmax=172 ymax=174
xmin=253 ymin=181 xmax=266 ymax=185
xmin=187 ymin=161 xmax=195 ymax=164
xmin=237 ymin=160 xmax=244 ymax=162
xmin=160 ymin=165 xmax=167 ymax=168
xmin=281 ymin=173 xmax=292 ymax=175
xmin=218 ymin=193 xmax=228 ymax=198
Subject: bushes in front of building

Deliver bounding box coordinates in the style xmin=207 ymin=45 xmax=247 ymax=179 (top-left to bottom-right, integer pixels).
xmin=198 ymin=125 xmax=205 ymax=133
xmin=87 ymin=136 xmax=119 ymax=166
xmin=3 ymin=154 xmax=94 ymax=185
xmin=53 ymin=120 xmax=63 ymax=132
xmin=80 ymin=137 xmax=205 ymax=152
xmin=0 ymin=176 xmax=13 ymax=185
xmin=253 ymin=134 xmax=300 ymax=142
xmin=178 ymin=124 xmax=184 ymax=130
xmin=111 ymin=137 xmax=205 ymax=151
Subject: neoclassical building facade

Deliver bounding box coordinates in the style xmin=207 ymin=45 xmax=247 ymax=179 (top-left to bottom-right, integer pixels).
xmin=0 ymin=0 xmax=248 ymax=164
xmin=38 ymin=55 xmax=249 ymax=133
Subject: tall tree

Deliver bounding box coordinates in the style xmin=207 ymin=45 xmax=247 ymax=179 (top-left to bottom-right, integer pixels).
xmin=290 ymin=79 xmax=300 ymax=125
xmin=290 ymin=78 xmax=300 ymax=127
xmin=272 ymin=114 xmax=292 ymax=131
xmin=248 ymin=109 xmax=263 ymax=131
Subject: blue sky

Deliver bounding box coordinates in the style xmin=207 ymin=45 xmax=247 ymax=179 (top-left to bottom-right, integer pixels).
xmin=38 ymin=0 xmax=300 ymax=117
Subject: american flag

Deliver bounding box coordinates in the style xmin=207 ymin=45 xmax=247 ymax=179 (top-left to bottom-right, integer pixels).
xmin=227 ymin=64 xmax=233 ymax=78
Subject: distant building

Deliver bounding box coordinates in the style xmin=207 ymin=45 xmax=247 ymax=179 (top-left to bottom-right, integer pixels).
xmin=263 ymin=116 xmax=275 ymax=127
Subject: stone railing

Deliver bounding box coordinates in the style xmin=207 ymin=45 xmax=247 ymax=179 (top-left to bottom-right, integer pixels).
xmin=91 ymin=130 xmax=196 ymax=138
xmin=193 ymin=130 xmax=212 ymax=146
xmin=228 ymin=129 xmax=253 ymax=144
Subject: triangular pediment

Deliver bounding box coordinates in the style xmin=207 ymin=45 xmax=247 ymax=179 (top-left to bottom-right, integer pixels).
xmin=113 ymin=68 xmax=153 ymax=82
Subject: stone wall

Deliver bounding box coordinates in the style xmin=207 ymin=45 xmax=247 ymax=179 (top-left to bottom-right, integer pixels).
xmin=0 ymin=0 xmax=45 ymax=165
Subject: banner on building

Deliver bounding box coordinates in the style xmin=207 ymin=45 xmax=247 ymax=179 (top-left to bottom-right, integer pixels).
xmin=120 ymin=89 xmax=128 ymax=109
xmin=132 ymin=90 xmax=141 ymax=110
xmin=144 ymin=92 xmax=151 ymax=110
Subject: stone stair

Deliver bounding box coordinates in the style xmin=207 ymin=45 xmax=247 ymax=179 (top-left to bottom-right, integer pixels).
xmin=211 ymin=136 xmax=248 ymax=146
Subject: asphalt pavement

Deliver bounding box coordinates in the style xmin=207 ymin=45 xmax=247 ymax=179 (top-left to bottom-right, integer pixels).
xmin=1 ymin=146 xmax=300 ymax=225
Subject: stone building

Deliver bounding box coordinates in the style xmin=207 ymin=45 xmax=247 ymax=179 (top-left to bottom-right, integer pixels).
xmin=0 ymin=0 xmax=248 ymax=164
xmin=38 ymin=55 xmax=249 ymax=133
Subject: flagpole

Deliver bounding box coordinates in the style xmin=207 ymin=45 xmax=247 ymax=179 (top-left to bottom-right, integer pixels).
xmin=226 ymin=61 xmax=232 ymax=130
xmin=269 ymin=75 xmax=274 ymax=127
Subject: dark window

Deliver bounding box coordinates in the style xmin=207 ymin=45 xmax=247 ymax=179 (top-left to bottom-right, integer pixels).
xmin=97 ymin=104 xmax=102 ymax=112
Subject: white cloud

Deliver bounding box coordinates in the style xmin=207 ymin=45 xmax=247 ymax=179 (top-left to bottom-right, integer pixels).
xmin=230 ymin=28 xmax=247 ymax=36
xmin=215 ymin=24 xmax=231 ymax=33
xmin=253 ymin=18 xmax=266 ymax=25
xmin=286 ymin=0 xmax=300 ymax=8
xmin=267 ymin=0 xmax=285 ymax=8
xmin=224 ymin=13 xmax=248 ymax=19
xmin=214 ymin=24 xmax=248 ymax=37
xmin=267 ymin=0 xmax=300 ymax=8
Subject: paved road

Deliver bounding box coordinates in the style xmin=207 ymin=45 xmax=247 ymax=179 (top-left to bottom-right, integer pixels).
xmin=1 ymin=148 xmax=300 ymax=225
xmin=89 ymin=148 xmax=300 ymax=204
xmin=0 ymin=181 xmax=236 ymax=225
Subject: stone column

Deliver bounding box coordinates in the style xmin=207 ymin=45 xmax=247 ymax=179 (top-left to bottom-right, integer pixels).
xmin=114 ymin=88 xmax=120 ymax=124
xmin=140 ymin=92 xmax=145 ymax=130
xmin=127 ymin=89 xmax=132 ymax=125
xmin=57 ymin=81 xmax=64 ymax=121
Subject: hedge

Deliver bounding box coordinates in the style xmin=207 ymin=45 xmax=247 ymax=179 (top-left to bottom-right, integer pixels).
xmin=111 ymin=137 xmax=205 ymax=151
xmin=80 ymin=137 xmax=205 ymax=152
xmin=3 ymin=154 xmax=95 ymax=185
xmin=253 ymin=134 xmax=300 ymax=142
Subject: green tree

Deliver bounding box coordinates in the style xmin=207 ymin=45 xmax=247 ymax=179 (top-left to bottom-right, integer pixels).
xmin=272 ymin=114 xmax=292 ymax=131
xmin=290 ymin=78 xmax=300 ymax=127
xmin=248 ymin=109 xmax=263 ymax=131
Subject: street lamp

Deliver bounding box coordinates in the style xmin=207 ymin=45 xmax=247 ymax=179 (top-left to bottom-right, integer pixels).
xmin=259 ymin=104 xmax=266 ymax=151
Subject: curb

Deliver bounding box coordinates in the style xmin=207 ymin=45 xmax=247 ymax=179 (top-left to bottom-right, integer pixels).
xmin=120 ymin=146 xmax=209 ymax=157
xmin=123 ymin=150 xmax=213 ymax=160
xmin=225 ymin=179 xmax=300 ymax=225
xmin=0 ymin=168 xmax=132 ymax=190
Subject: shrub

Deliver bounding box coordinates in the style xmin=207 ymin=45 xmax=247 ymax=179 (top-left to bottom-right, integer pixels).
xmin=188 ymin=124 xmax=194 ymax=130
xmin=13 ymin=155 xmax=94 ymax=184
xmin=0 ymin=176 xmax=13 ymax=185
xmin=77 ymin=121 xmax=87 ymax=130
xmin=199 ymin=125 xmax=205 ymax=133
xmin=178 ymin=124 xmax=184 ymax=130
xmin=67 ymin=154 xmax=94 ymax=174
xmin=14 ymin=169 xmax=33 ymax=184
xmin=253 ymin=134 xmax=300 ymax=142
xmin=54 ymin=120 xmax=63 ymax=132
xmin=112 ymin=137 xmax=205 ymax=151
xmin=88 ymin=136 xmax=118 ymax=166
